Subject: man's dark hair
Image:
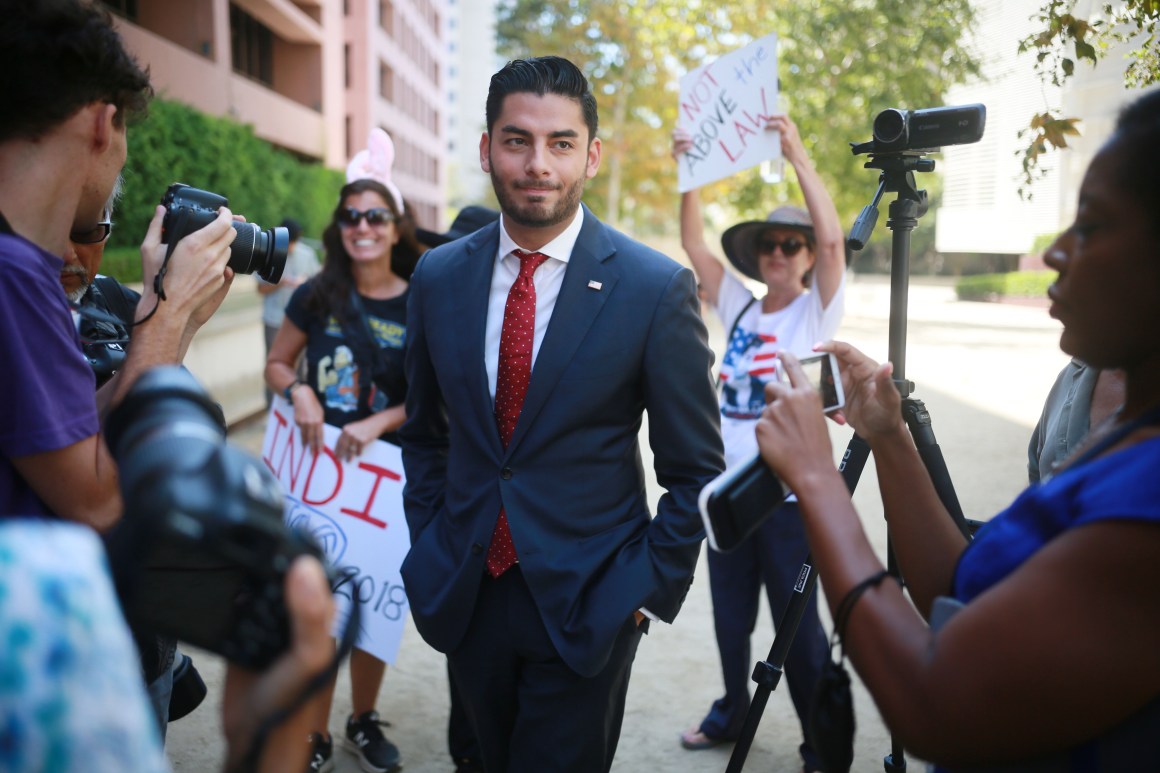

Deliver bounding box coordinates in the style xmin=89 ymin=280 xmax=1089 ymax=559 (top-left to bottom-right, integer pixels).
xmin=485 ymin=56 xmax=598 ymax=143
xmin=0 ymin=0 xmax=152 ymax=143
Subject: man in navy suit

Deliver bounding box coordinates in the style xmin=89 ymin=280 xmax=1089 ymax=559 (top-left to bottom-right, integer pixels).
xmin=399 ymin=56 xmax=724 ymax=772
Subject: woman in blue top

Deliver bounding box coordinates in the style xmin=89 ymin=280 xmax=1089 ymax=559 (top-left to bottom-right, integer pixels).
xmin=754 ymin=89 xmax=1160 ymax=770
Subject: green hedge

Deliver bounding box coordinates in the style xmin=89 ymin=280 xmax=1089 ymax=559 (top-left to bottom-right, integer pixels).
xmin=102 ymin=99 xmax=344 ymax=282
xmin=100 ymin=246 xmax=145 ymax=285
xmin=954 ymin=271 xmax=1054 ymax=301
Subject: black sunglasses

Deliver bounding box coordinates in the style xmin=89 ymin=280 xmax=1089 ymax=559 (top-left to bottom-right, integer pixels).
xmin=756 ymin=236 xmax=806 ymax=258
xmin=70 ymin=221 xmax=113 ymax=245
xmin=337 ymin=207 xmax=396 ymax=227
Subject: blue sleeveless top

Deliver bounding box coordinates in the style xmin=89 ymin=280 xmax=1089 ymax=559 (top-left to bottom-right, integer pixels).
xmin=940 ymin=435 xmax=1160 ymax=771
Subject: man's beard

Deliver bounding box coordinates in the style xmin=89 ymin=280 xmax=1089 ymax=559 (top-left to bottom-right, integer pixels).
xmin=490 ymin=167 xmax=586 ymax=229
xmin=61 ymin=264 xmax=90 ymax=304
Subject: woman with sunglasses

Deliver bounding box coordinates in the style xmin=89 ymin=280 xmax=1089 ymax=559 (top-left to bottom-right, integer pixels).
xmin=265 ymin=130 xmax=424 ymax=773
xmin=671 ymin=113 xmax=845 ymax=772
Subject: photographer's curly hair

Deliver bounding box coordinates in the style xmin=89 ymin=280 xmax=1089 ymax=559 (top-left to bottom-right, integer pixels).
xmin=304 ymin=179 xmax=425 ymax=321
xmin=0 ymin=0 xmax=152 ymax=142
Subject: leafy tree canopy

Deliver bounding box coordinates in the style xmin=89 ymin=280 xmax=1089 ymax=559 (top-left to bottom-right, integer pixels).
xmin=1018 ymin=0 xmax=1160 ymax=196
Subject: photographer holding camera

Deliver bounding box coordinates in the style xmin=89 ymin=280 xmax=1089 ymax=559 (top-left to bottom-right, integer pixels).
xmin=670 ymin=113 xmax=845 ymax=771
xmin=755 ymin=89 xmax=1160 ymax=770
xmin=0 ymin=3 xmax=336 ymax=770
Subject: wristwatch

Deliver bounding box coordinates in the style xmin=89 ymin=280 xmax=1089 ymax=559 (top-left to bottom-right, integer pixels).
xmin=283 ymin=379 xmax=303 ymax=401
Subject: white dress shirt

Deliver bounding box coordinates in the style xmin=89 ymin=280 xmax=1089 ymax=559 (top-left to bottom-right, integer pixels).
xmin=484 ymin=206 xmax=584 ymax=400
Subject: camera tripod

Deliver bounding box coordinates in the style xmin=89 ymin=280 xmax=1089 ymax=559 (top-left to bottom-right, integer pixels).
xmin=724 ymin=151 xmax=978 ymax=773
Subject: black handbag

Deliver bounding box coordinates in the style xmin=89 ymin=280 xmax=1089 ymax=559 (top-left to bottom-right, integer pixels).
xmin=808 ymin=569 xmax=894 ymax=773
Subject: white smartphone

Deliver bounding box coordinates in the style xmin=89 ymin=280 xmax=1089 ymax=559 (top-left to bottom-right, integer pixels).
xmin=783 ymin=352 xmax=844 ymax=414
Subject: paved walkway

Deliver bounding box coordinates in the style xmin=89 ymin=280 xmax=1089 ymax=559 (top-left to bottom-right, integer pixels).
xmin=165 ymin=274 xmax=1068 ymax=773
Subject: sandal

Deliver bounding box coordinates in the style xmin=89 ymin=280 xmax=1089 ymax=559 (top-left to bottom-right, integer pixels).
xmin=679 ymin=726 xmax=728 ymax=750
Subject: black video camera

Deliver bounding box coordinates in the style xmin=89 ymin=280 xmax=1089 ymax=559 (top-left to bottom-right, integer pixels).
xmin=105 ymin=366 xmax=326 ymax=670
xmin=160 ymin=183 xmax=289 ymax=283
xmin=853 ymin=103 xmax=986 ymax=155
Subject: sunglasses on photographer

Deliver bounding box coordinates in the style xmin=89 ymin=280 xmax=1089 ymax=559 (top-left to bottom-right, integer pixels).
xmin=70 ymin=220 xmax=113 ymax=245
xmin=337 ymin=207 xmax=396 ymax=227
xmin=756 ymin=236 xmax=807 ymax=258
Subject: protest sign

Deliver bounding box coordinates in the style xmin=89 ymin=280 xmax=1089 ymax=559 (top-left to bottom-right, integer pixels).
xmin=261 ymin=396 xmax=410 ymax=664
xmin=677 ymin=34 xmax=780 ymax=192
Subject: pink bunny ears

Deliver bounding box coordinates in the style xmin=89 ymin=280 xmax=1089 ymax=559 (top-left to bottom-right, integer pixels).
xmin=346 ymin=127 xmax=405 ymax=212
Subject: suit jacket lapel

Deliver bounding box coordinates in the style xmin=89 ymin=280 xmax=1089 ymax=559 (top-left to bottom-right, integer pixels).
xmin=506 ymin=209 xmax=619 ymax=456
xmin=454 ymin=224 xmax=504 ymax=455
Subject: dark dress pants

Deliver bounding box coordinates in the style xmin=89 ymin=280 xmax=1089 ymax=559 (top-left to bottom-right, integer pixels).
xmin=699 ymin=501 xmax=829 ymax=770
xmin=447 ymin=566 xmax=644 ymax=773
xmin=448 ymin=660 xmax=482 ymax=766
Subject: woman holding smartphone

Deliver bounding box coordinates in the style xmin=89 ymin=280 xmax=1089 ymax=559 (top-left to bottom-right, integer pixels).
xmin=757 ymin=89 xmax=1160 ymax=770
xmin=671 ymin=112 xmax=845 ymax=773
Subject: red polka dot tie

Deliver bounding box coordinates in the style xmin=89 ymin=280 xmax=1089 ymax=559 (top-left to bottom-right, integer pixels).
xmin=486 ymin=249 xmax=550 ymax=578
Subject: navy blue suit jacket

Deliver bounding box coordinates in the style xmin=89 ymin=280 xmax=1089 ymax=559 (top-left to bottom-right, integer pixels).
xmin=398 ymin=207 xmax=724 ymax=677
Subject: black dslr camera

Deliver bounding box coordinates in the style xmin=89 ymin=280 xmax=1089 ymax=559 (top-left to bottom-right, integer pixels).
xmin=105 ymin=366 xmax=325 ymax=670
xmin=160 ymin=183 xmax=289 ymax=283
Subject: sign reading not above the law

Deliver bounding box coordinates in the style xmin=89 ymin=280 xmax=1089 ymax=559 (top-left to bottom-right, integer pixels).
xmin=677 ymin=34 xmax=780 ymax=192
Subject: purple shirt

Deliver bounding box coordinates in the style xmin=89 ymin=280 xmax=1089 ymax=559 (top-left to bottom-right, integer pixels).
xmin=0 ymin=232 xmax=99 ymax=518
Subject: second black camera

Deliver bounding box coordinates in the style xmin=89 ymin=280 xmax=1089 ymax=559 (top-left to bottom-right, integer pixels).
xmin=160 ymin=183 xmax=289 ymax=283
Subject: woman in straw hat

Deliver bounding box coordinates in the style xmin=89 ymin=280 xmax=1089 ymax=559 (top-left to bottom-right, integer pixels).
xmin=671 ymin=113 xmax=845 ymax=773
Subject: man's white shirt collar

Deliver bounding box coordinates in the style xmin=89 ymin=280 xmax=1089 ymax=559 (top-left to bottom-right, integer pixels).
xmin=496 ymin=205 xmax=585 ymax=265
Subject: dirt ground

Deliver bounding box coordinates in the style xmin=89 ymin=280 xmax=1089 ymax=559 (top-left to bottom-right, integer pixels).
xmin=164 ymin=277 xmax=1068 ymax=772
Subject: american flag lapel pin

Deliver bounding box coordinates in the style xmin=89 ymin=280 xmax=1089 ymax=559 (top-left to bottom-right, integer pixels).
xmin=587 ymin=280 xmax=603 ymax=291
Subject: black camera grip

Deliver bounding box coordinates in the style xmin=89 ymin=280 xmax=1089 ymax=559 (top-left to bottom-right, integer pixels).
xmin=700 ymin=452 xmax=787 ymax=553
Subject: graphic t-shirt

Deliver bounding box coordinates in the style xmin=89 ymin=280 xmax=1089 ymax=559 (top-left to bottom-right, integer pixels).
xmin=284 ymin=282 xmax=407 ymax=443
xmin=712 ymin=271 xmax=845 ymax=469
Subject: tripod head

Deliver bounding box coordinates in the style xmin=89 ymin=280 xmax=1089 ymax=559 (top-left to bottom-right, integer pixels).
xmin=846 ymin=151 xmax=934 ymax=252
xmin=846 ymin=103 xmax=984 ymax=253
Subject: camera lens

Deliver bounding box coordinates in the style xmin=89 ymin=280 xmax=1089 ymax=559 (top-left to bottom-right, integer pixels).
xmin=872 ymin=108 xmax=908 ymax=146
xmin=228 ymin=223 xmax=289 ymax=284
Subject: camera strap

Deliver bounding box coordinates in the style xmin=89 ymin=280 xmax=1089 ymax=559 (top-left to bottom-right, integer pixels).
xmin=233 ymin=600 xmax=361 ymax=773
xmin=715 ymin=296 xmax=758 ymax=390
xmin=346 ymin=290 xmax=392 ymax=407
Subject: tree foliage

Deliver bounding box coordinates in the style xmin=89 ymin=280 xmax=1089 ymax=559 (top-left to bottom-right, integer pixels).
xmin=115 ymin=99 xmax=343 ymax=253
xmin=1018 ymin=0 xmax=1160 ymax=196
xmin=495 ymin=0 xmax=980 ymax=244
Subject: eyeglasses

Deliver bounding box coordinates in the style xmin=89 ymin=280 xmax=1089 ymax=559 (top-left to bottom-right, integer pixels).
xmin=337 ymin=207 xmax=396 ymax=227
xmin=70 ymin=221 xmax=113 ymax=245
xmin=756 ymin=236 xmax=806 ymax=258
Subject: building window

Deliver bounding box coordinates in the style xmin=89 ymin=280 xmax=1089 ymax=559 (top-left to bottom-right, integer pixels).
xmin=344 ymin=44 xmax=351 ymax=89
xmin=380 ymin=0 xmax=394 ymax=36
xmin=380 ymin=62 xmax=394 ymax=101
xmin=230 ymin=4 xmax=273 ymax=87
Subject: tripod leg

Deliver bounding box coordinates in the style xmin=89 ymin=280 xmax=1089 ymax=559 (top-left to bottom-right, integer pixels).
xmin=724 ymin=561 xmax=819 ymax=773
xmin=723 ymin=433 xmax=872 ymax=773
xmin=901 ymin=397 xmax=981 ymax=538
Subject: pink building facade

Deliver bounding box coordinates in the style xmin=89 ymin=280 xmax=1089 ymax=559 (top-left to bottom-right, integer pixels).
xmin=106 ymin=0 xmax=449 ymax=232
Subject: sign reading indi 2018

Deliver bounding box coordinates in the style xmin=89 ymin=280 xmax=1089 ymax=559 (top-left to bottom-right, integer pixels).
xmin=262 ymin=396 xmax=411 ymax=665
